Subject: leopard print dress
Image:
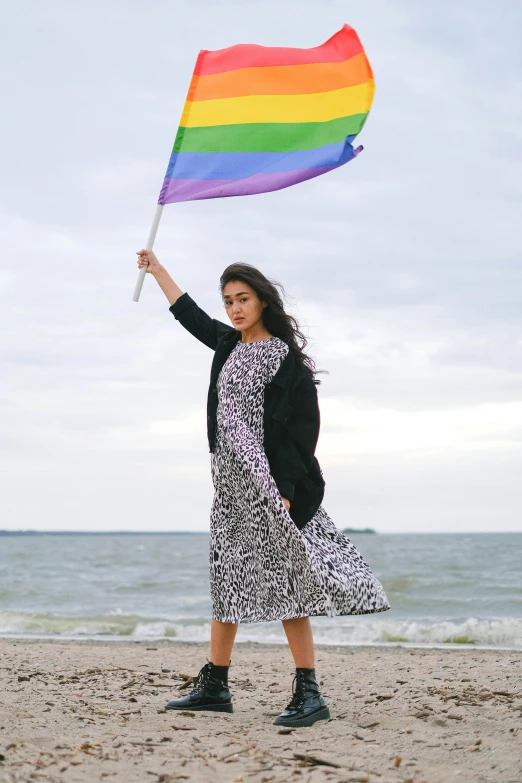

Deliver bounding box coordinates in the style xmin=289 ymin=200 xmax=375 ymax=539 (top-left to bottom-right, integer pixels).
xmin=209 ymin=335 xmax=390 ymax=623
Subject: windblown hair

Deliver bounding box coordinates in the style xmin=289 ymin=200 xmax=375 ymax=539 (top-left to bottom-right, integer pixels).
xmin=219 ymin=263 xmax=326 ymax=385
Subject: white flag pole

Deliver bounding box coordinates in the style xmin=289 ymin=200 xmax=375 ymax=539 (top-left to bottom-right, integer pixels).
xmin=132 ymin=203 xmax=165 ymax=302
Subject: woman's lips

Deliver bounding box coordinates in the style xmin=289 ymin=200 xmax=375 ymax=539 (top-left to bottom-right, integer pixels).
xmin=234 ymin=317 xmax=244 ymax=323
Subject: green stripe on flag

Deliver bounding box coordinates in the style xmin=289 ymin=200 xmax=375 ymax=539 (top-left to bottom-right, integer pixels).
xmin=173 ymin=114 xmax=369 ymax=153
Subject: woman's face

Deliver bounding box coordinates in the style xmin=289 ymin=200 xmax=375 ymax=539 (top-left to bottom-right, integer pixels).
xmin=222 ymin=280 xmax=266 ymax=332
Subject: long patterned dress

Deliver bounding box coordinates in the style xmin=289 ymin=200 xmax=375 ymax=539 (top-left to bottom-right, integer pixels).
xmin=209 ymin=336 xmax=390 ymax=623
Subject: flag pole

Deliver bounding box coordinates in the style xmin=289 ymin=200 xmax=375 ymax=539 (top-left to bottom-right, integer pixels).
xmin=132 ymin=203 xmax=164 ymax=302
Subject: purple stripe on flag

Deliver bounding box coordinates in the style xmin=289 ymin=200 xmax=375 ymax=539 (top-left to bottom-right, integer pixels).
xmin=158 ymin=152 xmax=362 ymax=204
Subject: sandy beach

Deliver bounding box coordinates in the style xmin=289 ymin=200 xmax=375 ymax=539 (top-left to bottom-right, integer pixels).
xmin=1 ymin=638 xmax=520 ymax=783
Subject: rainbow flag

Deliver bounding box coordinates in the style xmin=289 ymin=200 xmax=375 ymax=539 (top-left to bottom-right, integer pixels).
xmin=158 ymin=24 xmax=374 ymax=204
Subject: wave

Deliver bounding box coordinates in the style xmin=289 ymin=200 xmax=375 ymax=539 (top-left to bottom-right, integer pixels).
xmin=0 ymin=611 xmax=520 ymax=649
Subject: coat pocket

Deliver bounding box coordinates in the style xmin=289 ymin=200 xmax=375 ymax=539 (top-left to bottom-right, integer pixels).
xmin=271 ymin=402 xmax=293 ymax=425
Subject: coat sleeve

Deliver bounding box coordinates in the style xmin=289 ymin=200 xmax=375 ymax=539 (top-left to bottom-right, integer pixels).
xmin=270 ymin=381 xmax=320 ymax=503
xmin=169 ymin=292 xmax=235 ymax=350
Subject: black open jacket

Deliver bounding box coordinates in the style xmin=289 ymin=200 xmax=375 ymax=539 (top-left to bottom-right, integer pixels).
xmin=169 ymin=292 xmax=325 ymax=530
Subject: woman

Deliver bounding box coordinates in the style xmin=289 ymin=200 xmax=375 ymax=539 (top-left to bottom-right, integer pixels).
xmin=136 ymin=249 xmax=390 ymax=728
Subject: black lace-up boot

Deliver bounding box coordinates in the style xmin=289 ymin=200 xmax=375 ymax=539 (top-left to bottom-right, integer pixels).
xmin=165 ymin=661 xmax=233 ymax=713
xmin=273 ymin=667 xmax=330 ymax=727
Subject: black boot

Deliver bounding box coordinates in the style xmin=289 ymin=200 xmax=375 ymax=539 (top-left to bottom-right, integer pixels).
xmin=273 ymin=667 xmax=330 ymax=727
xmin=165 ymin=661 xmax=233 ymax=713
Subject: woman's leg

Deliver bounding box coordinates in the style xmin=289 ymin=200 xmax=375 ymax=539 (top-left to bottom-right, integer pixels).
xmin=273 ymin=617 xmax=329 ymax=727
xmin=165 ymin=619 xmax=236 ymax=712
xmin=210 ymin=619 xmax=239 ymax=665
xmin=281 ymin=616 xmax=315 ymax=668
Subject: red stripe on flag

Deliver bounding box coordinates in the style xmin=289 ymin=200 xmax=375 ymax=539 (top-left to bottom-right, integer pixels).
xmin=194 ymin=24 xmax=363 ymax=76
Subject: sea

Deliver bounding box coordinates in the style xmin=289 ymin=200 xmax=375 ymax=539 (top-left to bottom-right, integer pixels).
xmin=0 ymin=532 xmax=520 ymax=650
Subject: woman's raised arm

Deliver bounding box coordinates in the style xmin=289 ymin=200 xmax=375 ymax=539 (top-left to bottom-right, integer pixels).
xmin=136 ymin=249 xmax=184 ymax=306
xmin=136 ymin=248 xmax=235 ymax=350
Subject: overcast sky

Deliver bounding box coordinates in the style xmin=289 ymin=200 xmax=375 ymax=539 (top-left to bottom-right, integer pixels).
xmin=1 ymin=0 xmax=521 ymax=533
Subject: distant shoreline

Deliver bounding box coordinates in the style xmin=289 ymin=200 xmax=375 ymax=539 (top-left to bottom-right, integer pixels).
xmin=1 ymin=529 xmax=518 ymax=536
xmin=0 ymin=530 xmax=209 ymax=536
xmin=1 ymin=531 xmax=374 ymax=536
xmin=1 ymin=528 xmax=377 ymax=536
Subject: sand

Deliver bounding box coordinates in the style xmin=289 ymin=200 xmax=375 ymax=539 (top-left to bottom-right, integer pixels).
xmin=0 ymin=638 xmax=520 ymax=783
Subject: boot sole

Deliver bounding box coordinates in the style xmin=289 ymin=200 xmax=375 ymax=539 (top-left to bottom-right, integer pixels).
xmin=273 ymin=704 xmax=330 ymax=727
xmin=165 ymin=702 xmax=234 ymax=713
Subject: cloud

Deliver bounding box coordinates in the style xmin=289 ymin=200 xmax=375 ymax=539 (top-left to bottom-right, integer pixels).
xmin=318 ymin=399 xmax=522 ymax=463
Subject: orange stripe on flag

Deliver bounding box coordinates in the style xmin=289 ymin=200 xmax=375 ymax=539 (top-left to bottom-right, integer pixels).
xmin=191 ymin=53 xmax=373 ymax=101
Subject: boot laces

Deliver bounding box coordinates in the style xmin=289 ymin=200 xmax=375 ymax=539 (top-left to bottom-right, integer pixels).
xmin=190 ymin=663 xmax=211 ymax=695
xmin=286 ymin=670 xmax=306 ymax=710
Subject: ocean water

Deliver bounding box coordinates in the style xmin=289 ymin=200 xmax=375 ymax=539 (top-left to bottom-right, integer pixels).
xmin=0 ymin=532 xmax=520 ymax=649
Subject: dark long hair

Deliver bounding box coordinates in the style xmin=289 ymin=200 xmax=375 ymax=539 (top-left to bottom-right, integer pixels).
xmin=219 ymin=263 xmax=326 ymax=385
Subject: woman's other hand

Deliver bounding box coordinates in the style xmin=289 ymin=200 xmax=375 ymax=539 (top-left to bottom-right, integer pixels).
xmin=137 ymin=249 xmax=162 ymax=275
xmin=282 ymin=497 xmax=291 ymax=511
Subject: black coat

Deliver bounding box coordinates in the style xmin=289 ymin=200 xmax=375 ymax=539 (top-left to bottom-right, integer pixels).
xmin=169 ymin=292 xmax=325 ymax=530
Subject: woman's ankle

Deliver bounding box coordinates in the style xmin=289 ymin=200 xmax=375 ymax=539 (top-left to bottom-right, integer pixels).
xmin=292 ymin=659 xmax=315 ymax=669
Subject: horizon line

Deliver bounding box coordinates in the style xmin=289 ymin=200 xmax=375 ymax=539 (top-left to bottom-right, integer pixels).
xmin=0 ymin=529 xmax=519 ymax=536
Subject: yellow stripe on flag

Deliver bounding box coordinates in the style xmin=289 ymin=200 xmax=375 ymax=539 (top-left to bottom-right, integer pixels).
xmin=181 ymin=81 xmax=374 ymax=128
